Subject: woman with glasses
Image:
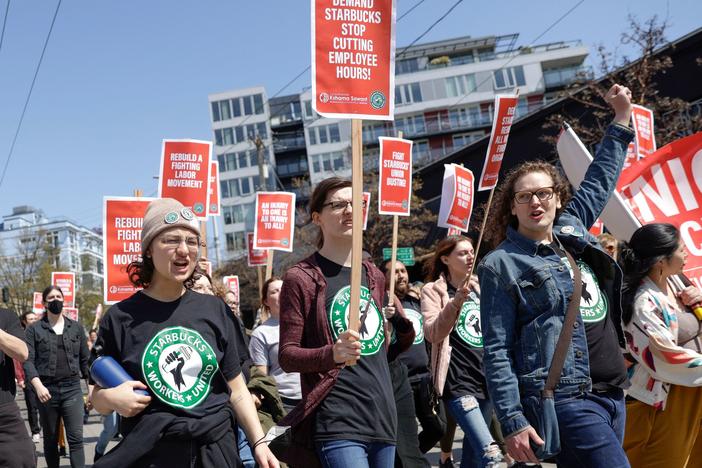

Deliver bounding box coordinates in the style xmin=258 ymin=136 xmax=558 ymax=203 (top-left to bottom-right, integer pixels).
xmin=90 ymin=198 xmax=277 ymax=468
xmin=478 ymin=84 xmax=635 ymax=467
xmin=277 ymin=177 xmax=415 ymax=468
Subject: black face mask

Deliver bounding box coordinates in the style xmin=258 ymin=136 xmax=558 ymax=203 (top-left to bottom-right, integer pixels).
xmin=47 ymin=300 xmax=63 ymax=315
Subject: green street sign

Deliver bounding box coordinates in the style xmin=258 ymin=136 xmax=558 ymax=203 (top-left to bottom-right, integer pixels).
xmin=383 ymin=247 xmax=415 ymax=266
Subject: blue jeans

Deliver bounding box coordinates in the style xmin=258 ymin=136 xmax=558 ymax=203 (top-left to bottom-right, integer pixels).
xmin=237 ymin=425 xmax=255 ymax=468
xmin=446 ymin=394 xmax=501 ymax=468
xmin=316 ymin=439 xmax=395 ymax=468
xmin=555 ymin=389 xmax=630 ymax=468
xmin=95 ymin=411 xmax=118 ymax=455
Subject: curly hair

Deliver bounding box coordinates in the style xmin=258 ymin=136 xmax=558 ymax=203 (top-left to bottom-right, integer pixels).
xmin=482 ymin=160 xmax=572 ymax=249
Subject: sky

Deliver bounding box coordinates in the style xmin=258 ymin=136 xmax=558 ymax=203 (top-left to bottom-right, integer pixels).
xmin=0 ymin=0 xmax=700 ymax=234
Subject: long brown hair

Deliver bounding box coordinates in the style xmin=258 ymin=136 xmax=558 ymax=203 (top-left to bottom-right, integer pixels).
xmin=424 ymin=235 xmax=473 ymax=282
xmin=308 ymin=177 xmax=352 ymax=249
xmin=482 ymin=161 xmax=571 ymax=249
xmin=260 ymin=275 xmax=282 ymax=313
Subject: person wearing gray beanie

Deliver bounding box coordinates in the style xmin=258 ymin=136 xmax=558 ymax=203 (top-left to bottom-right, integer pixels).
xmin=90 ymin=197 xmax=279 ymax=468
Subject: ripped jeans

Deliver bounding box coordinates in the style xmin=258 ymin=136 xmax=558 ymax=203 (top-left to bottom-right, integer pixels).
xmin=445 ymin=394 xmax=502 ymax=468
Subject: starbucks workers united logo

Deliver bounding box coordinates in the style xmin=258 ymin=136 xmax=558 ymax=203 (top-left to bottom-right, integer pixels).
xmin=329 ymin=286 xmax=385 ymax=356
xmin=576 ymin=261 xmax=607 ymax=323
xmin=454 ymin=294 xmax=483 ymax=348
xmin=404 ymin=308 xmax=424 ymax=345
xmin=142 ymin=326 xmax=218 ymax=409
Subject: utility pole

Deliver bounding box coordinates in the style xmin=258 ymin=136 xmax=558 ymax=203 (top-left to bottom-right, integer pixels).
xmin=254 ymin=135 xmax=267 ymax=191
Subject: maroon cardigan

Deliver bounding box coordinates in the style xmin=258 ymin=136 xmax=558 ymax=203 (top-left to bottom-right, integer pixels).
xmin=277 ymin=253 xmax=414 ymax=466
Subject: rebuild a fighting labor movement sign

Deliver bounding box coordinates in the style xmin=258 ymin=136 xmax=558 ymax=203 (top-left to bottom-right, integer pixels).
xmin=438 ymin=164 xmax=474 ymax=232
xmin=159 ymin=139 xmax=212 ymax=220
xmin=207 ymin=161 xmax=221 ymax=217
xmin=51 ymin=272 xmax=76 ymax=308
xmin=378 ymin=137 xmax=412 ymax=216
xmin=32 ymin=292 xmax=43 ymax=314
xmin=223 ymin=276 xmax=239 ymax=303
xmin=478 ymin=94 xmax=518 ymax=191
xmin=328 ymin=285 xmax=384 ymax=355
xmin=142 ymin=327 xmax=218 ymax=409
xmin=246 ymin=232 xmax=268 ymax=267
xmin=103 ymin=197 xmax=154 ymax=304
xmin=253 ymin=192 xmax=296 ymax=252
xmin=63 ymin=307 xmax=79 ymax=322
xmin=312 ymin=0 xmax=396 ymax=120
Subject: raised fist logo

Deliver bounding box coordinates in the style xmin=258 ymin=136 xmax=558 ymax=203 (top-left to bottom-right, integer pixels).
xmin=164 ymin=351 xmax=186 ymax=391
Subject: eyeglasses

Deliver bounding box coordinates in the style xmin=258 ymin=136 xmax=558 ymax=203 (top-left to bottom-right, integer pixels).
xmin=322 ymin=199 xmax=368 ymax=212
xmin=513 ymin=187 xmax=555 ymax=204
xmin=160 ymin=235 xmax=200 ymax=250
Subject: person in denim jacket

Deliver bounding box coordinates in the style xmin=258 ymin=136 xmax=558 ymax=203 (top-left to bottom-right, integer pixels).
xmin=478 ymin=84 xmax=635 ymax=467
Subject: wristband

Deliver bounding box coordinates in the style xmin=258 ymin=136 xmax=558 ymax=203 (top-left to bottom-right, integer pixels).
xmin=252 ymin=436 xmax=267 ymax=449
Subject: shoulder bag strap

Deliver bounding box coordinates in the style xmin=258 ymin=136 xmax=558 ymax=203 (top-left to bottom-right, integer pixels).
xmin=543 ymin=250 xmax=582 ymax=396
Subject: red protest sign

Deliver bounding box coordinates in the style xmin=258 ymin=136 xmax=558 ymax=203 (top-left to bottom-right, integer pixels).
xmin=103 ymin=197 xmax=154 ymax=304
xmin=247 ymin=232 xmax=268 ymax=267
xmin=447 ymin=227 xmax=462 ymax=237
xmin=378 ymin=137 xmax=412 ymax=216
xmin=253 ymin=192 xmax=296 ymax=252
xmin=312 ymin=0 xmax=396 ymax=120
xmin=617 ymin=132 xmax=702 ymax=287
xmin=589 ymin=218 xmax=604 ymax=236
xmin=159 ymin=139 xmax=212 ymax=219
xmin=223 ymin=276 xmax=239 ymax=303
xmin=33 ymin=292 xmax=43 ymax=314
xmin=207 ymin=161 xmax=221 ymax=216
xmin=63 ymin=307 xmax=79 ymax=321
xmin=438 ymin=164 xmax=475 ymax=232
xmin=362 ymin=192 xmax=370 ymax=230
xmin=51 ymin=272 xmax=75 ymax=308
xmin=631 ymin=104 xmax=656 ymax=160
xmin=478 ymin=94 xmax=519 ymax=191
xmin=623 ymin=141 xmax=638 ymax=170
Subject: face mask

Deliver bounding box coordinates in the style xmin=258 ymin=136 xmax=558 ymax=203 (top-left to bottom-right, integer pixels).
xmin=47 ymin=300 xmax=63 ymax=315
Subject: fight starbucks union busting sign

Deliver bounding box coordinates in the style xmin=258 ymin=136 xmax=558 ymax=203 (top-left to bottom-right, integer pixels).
xmin=142 ymin=327 xmax=219 ymax=409
xmin=328 ymin=285 xmax=385 ymax=355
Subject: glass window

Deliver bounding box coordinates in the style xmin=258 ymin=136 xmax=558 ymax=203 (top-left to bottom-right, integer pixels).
xmin=312 ymin=155 xmax=320 ymax=172
xmin=217 ymin=154 xmax=225 ymax=170
xmin=233 ymin=205 xmax=243 ymax=223
xmin=223 ymin=128 xmax=233 ymax=145
xmin=220 ymin=100 xmax=231 ymax=120
xmin=235 ymin=126 xmax=244 ymax=144
xmin=215 ymin=129 xmax=223 ymax=146
xmin=329 ymin=124 xmax=340 ymax=143
xmin=323 ymin=153 xmax=332 ymax=171
xmin=211 ymin=102 xmax=220 ymax=122
xmin=410 ymin=83 xmax=422 ymax=103
xmin=308 ymin=128 xmax=317 ymax=145
xmin=240 ymin=177 xmax=251 ymax=195
xmin=253 ymin=94 xmax=264 ymax=114
xmin=243 ymin=95 xmax=253 ymax=115
xmin=514 ymin=66 xmax=526 ymax=86
xmin=223 ymin=206 xmax=233 ymax=224
xmin=257 ymin=122 xmax=267 ymax=139
xmin=333 ymin=152 xmax=345 ymax=170
xmin=319 ymin=127 xmax=328 ymax=144
xmin=446 ymin=77 xmax=459 ymax=97
xmin=237 ymin=152 xmax=248 ymax=169
xmin=494 ymin=69 xmax=506 ymax=89
xmin=225 ymin=233 xmax=235 ymax=251
xmin=231 ymin=179 xmax=240 ymax=197
xmin=232 ymin=98 xmax=241 ymax=117
xmin=220 ymin=180 xmax=230 ymax=198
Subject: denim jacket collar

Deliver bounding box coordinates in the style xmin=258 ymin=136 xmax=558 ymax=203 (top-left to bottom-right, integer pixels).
xmin=505 ymin=226 xmax=545 ymax=257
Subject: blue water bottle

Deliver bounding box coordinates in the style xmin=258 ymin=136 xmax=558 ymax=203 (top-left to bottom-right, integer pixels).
xmin=91 ymin=355 xmax=149 ymax=396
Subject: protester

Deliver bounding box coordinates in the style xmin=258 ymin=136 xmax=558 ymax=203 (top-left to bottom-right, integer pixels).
xmin=278 ymin=177 xmax=415 ymax=467
xmin=0 ymin=307 xmax=35 ymax=467
xmin=421 ymin=235 xmax=502 ymax=468
xmin=597 ymin=232 xmax=619 ymax=260
xmin=90 ymin=198 xmax=278 ymax=468
xmin=249 ymin=276 xmax=302 ymax=413
xmin=23 ymin=285 xmax=89 ymax=468
xmin=16 ymin=311 xmax=42 ymax=443
xmin=619 ymin=223 xmax=702 ymax=467
xmin=478 ymin=84 xmax=634 ymax=466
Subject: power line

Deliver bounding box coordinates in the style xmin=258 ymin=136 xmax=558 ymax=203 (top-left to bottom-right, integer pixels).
xmin=0 ymin=0 xmax=62 ymax=191
xmin=396 ymin=0 xmax=463 ymax=59
xmin=0 ymin=0 xmax=9 ymax=55
xmin=397 ymin=0 xmax=426 ymax=21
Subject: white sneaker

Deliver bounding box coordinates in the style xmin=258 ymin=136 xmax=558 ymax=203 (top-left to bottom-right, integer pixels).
xmin=32 ymin=434 xmax=40 ymax=443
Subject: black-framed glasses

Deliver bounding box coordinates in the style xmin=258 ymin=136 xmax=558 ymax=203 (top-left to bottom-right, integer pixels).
xmin=322 ymin=200 xmax=367 ymax=212
xmin=160 ymin=235 xmax=200 ymax=251
xmin=513 ymin=187 xmax=555 ymax=204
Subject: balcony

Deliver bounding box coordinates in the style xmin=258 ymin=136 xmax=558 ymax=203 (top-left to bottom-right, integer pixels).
xmin=543 ymin=65 xmax=594 ymax=88
xmin=363 ymin=111 xmax=493 ymax=144
xmin=273 ymin=136 xmax=307 ymax=152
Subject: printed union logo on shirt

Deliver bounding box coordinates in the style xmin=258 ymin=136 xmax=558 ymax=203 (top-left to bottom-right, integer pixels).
xmin=576 ymin=261 xmax=607 ymax=323
xmin=141 ymin=327 xmax=219 ymax=409
xmin=455 ymin=297 xmax=483 ymax=348
xmin=328 ymin=286 xmax=385 ymax=356
xmin=403 ymin=308 xmax=424 ymax=345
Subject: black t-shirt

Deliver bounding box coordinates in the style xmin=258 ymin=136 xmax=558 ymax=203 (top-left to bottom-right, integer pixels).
xmin=444 ymin=284 xmax=487 ymax=400
xmin=96 ymin=290 xmax=242 ymax=426
xmin=397 ymin=295 xmax=429 ymax=378
xmin=52 ymin=335 xmax=73 ymax=381
xmin=313 ymin=253 xmax=397 ymax=444
xmin=552 ymin=244 xmax=628 ymax=391
xmin=0 ymin=309 xmax=23 ymax=404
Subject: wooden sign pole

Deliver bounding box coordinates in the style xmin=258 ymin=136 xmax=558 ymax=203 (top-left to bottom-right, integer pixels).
xmin=265 ymin=250 xmax=274 ymax=281
xmin=199 ymin=221 xmax=208 ymax=259
xmin=387 ymin=131 xmax=403 ymax=302
xmin=257 ymin=266 xmax=264 ymax=296
xmin=347 ymin=118 xmax=364 ymax=366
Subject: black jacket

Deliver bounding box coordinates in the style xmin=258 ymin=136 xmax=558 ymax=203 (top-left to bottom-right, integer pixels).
xmin=24 ymin=315 xmax=90 ymax=383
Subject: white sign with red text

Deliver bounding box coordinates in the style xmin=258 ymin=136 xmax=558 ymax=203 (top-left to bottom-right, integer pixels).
xmin=438 ymin=164 xmax=475 ymax=232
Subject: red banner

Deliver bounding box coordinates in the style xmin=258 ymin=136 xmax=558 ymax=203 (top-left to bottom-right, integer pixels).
xmin=63 ymin=307 xmax=79 ymax=321
xmin=247 ymin=232 xmax=268 ymax=267
xmin=378 ymin=137 xmax=412 ymax=216
xmin=33 ymin=292 xmax=43 ymax=314
xmin=589 ymin=218 xmax=604 ymax=236
xmin=223 ymin=276 xmax=239 ymax=304
xmin=438 ymin=164 xmax=474 ymax=232
xmin=51 ymin=272 xmax=75 ymax=308
xmin=103 ymin=197 xmax=154 ymax=304
xmin=362 ymin=191 xmax=370 ymax=230
xmin=207 ymin=161 xmax=221 ymax=216
xmin=617 ymin=132 xmax=702 ymax=287
xmin=478 ymin=94 xmax=519 ymax=191
xmin=631 ymin=104 xmax=656 ymax=160
xmin=159 ymin=139 xmax=212 ymax=219
xmin=253 ymin=192 xmax=296 ymax=252
xmin=312 ymin=0 xmax=396 ymax=120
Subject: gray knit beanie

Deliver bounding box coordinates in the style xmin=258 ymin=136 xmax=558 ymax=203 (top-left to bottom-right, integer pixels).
xmin=141 ymin=198 xmax=201 ymax=252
